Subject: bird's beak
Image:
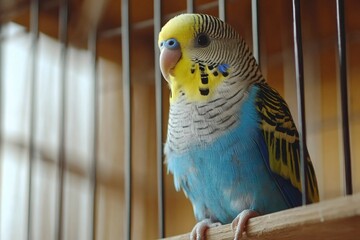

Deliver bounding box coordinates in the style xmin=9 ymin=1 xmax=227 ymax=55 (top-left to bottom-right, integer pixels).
xmin=159 ymin=39 xmax=182 ymax=83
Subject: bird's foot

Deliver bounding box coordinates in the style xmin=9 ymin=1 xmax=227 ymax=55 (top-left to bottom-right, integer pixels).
xmin=231 ymin=209 xmax=259 ymax=240
xmin=190 ymin=218 xmax=221 ymax=240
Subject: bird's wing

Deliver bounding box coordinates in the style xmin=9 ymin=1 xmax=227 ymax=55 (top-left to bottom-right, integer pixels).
xmin=255 ymin=83 xmax=319 ymax=206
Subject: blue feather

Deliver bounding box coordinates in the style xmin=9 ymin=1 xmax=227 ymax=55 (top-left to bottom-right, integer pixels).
xmin=165 ymin=85 xmax=293 ymax=224
xmin=217 ymin=64 xmax=230 ymax=75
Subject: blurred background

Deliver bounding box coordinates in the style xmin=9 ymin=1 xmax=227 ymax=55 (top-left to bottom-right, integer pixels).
xmin=0 ymin=0 xmax=359 ymax=239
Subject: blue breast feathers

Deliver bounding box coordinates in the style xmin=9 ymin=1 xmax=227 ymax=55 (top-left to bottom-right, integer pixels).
xmin=165 ymin=85 xmax=290 ymax=224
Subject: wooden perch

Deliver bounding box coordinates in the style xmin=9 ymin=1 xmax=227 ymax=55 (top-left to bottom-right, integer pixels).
xmin=164 ymin=193 xmax=360 ymax=240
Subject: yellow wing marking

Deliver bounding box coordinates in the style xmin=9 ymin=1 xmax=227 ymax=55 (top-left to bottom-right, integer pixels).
xmin=256 ymin=83 xmax=319 ymax=203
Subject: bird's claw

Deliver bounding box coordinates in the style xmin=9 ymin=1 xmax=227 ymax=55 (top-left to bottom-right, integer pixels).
xmin=190 ymin=219 xmax=221 ymax=240
xmin=231 ymin=209 xmax=259 ymax=240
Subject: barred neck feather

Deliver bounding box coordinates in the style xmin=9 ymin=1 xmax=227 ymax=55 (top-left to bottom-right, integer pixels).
xmin=165 ymin=69 xmax=262 ymax=154
xmin=231 ymin=38 xmax=264 ymax=84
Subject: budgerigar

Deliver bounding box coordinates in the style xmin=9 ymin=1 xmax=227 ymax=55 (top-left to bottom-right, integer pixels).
xmin=158 ymin=14 xmax=319 ymax=240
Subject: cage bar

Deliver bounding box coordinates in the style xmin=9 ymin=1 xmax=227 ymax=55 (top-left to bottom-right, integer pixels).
xmin=219 ymin=0 xmax=226 ymax=21
xmin=99 ymin=2 xmax=219 ymax=40
xmin=27 ymin=1 xmax=40 ymax=239
xmin=121 ymin=0 xmax=132 ymax=239
xmin=187 ymin=0 xmax=194 ymax=13
xmin=336 ymin=0 xmax=353 ymax=196
xmin=251 ymin=0 xmax=260 ymax=65
xmin=292 ymin=0 xmax=308 ymax=206
xmin=56 ymin=0 xmax=69 ymax=239
xmin=88 ymin=29 xmax=99 ymax=240
xmin=154 ymin=0 xmax=165 ymax=238
xmin=0 ymin=24 xmax=3 ymax=236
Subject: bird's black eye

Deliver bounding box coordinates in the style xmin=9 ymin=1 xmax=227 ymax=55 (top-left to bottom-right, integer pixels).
xmin=196 ymin=33 xmax=210 ymax=47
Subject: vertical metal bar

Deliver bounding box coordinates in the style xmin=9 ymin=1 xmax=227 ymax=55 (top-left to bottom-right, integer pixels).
xmin=88 ymin=30 xmax=99 ymax=240
xmin=154 ymin=0 xmax=164 ymax=238
xmin=218 ymin=0 xmax=226 ymax=21
xmin=0 ymin=24 xmax=3 ymax=235
xmin=56 ymin=0 xmax=68 ymax=239
xmin=187 ymin=0 xmax=194 ymax=13
xmin=27 ymin=0 xmax=39 ymax=239
xmin=292 ymin=0 xmax=308 ymax=206
xmin=336 ymin=0 xmax=352 ymax=195
xmin=121 ymin=0 xmax=132 ymax=239
xmin=251 ymin=0 xmax=260 ymax=65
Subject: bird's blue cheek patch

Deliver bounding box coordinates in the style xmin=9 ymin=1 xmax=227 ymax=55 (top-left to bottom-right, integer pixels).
xmin=217 ymin=63 xmax=230 ymax=77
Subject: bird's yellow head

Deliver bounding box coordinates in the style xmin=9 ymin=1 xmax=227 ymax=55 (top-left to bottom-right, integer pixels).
xmin=159 ymin=14 xmax=246 ymax=103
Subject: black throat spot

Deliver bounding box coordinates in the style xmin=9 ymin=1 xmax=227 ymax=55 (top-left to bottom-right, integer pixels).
xmin=201 ymin=75 xmax=209 ymax=84
xmin=199 ymin=88 xmax=209 ymax=96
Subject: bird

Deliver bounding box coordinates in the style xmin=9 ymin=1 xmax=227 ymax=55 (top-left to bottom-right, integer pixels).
xmin=158 ymin=13 xmax=319 ymax=240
